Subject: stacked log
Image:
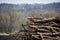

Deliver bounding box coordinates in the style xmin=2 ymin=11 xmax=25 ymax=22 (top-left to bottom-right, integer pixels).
xmin=27 ymin=17 xmax=60 ymax=40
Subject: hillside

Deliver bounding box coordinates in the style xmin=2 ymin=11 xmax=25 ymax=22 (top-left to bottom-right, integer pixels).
xmin=0 ymin=2 xmax=60 ymax=13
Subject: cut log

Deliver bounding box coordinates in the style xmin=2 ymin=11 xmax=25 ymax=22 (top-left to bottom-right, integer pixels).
xmin=28 ymin=17 xmax=60 ymax=23
xmin=32 ymin=34 xmax=40 ymax=39
xmin=37 ymin=32 xmax=60 ymax=36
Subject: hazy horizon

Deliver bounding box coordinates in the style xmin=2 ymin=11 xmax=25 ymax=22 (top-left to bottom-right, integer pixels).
xmin=0 ymin=0 xmax=60 ymax=4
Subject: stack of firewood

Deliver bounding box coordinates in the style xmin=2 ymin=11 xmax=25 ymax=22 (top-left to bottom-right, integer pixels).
xmin=27 ymin=17 xmax=60 ymax=40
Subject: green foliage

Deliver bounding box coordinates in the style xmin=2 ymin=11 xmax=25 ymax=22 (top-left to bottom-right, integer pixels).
xmin=43 ymin=10 xmax=59 ymax=18
xmin=28 ymin=10 xmax=59 ymax=18
xmin=28 ymin=10 xmax=42 ymax=18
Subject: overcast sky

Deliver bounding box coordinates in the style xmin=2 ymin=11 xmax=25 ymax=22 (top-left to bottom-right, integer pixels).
xmin=0 ymin=0 xmax=60 ymax=4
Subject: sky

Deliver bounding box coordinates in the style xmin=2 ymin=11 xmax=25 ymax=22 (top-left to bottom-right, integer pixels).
xmin=0 ymin=0 xmax=60 ymax=4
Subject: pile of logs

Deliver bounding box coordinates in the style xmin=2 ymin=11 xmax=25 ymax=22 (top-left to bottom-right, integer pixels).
xmin=27 ymin=17 xmax=60 ymax=40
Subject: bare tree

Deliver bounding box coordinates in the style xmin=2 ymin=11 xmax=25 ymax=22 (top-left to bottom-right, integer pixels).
xmin=0 ymin=10 xmax=22 ymax=33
